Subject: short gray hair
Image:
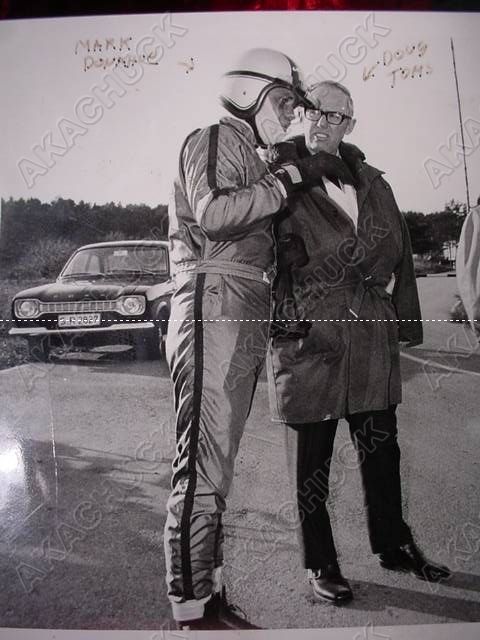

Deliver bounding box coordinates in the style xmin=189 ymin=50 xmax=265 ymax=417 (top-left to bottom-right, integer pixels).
xmin=305 ymin=81 xmax=354 ymax=116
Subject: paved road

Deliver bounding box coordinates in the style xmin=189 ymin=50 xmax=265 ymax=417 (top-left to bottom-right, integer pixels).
xmin=0 ymin=276 xmax=479 ymax=632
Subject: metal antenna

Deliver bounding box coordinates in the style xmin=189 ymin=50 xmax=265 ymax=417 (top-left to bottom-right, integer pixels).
xmin=450 ymin=37 xmax=471 ymax=211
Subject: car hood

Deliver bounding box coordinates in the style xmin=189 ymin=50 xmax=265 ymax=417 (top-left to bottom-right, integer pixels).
xmin=13 ymin=279 xmax=165 ymax=302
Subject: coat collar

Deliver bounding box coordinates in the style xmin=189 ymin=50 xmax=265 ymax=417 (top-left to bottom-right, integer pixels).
xmin=354 ymin=160 xmax=384 ymax=214
xmin=337 ymin=141 xmax=385 ymax=214
xmin=302 ymin=142 xmax=385 ymax=234
xmin=287 ymin=136 xmax=385 ymax=210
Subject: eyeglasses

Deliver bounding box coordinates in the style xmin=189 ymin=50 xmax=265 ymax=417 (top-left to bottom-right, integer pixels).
xmin=304 ymin=108 xmax=352 ymax=125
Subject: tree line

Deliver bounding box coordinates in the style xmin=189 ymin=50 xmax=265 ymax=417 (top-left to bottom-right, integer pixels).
xmin=0 ymin=196 xmax=470 ymax=279
xmin=0 ymin=197 xmax=168 ymax=278
xmin=403 ymin=199 xmax=468 ymax=258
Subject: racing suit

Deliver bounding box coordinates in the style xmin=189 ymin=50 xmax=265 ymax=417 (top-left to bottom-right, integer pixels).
xmin=164 ymin=116 xmax=286 ymax=620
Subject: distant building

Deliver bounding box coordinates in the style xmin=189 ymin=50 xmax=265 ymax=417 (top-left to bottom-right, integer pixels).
xmin=442 ymin=240 xmax=457 ymax=262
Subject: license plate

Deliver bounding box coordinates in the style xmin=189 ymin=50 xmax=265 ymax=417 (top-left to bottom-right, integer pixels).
xmin=58 ymin=313 xmax=101 ymax=328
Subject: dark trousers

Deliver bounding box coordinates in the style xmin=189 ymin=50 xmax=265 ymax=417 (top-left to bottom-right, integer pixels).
xmin=286 ymin=405 xmax=413 ymax=570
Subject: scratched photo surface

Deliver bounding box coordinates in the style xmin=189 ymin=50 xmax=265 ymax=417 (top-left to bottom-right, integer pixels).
xmin=0 ymin=11 xmax=479 ymax=637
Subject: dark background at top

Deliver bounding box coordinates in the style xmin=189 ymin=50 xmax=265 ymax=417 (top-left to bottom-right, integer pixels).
xmin=1 ymin=0 xmax=479 ymax=20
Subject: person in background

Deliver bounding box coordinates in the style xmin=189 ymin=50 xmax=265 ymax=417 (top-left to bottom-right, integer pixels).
xmin=267 ymin=80 xmax=451 ymax=604
xmin=456 ymin=196 xmax=480 ymax=340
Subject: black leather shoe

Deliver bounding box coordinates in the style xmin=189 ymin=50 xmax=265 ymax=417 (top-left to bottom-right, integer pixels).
xmin=309 ymin=563 xmax=353 ymax=603
xmin=379 ymin=542 xmax=451 ymax=583
xmin=176 ymin=587 xmax=261 ymax=630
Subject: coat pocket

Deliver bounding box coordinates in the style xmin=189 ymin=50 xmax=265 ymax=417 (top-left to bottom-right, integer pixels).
xmin=202 ymin=273 xmax=225 ymax=320
xmin=272 ymin=320 xmax=346 ymax=363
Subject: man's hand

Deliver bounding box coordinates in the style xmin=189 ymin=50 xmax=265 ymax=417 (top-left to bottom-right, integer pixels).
xmin=272 ymin=152 xmax=355 ymax=195
xmin=270 ymin=319 xmax=312 ymax=341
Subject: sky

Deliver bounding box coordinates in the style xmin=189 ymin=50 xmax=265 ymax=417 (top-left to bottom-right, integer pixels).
xmin=0 ymin=11 xmax=479 ymax=214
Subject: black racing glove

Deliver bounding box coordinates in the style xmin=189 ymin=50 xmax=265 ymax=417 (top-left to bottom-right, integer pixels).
xmin=272 ymin=150 xmax=356 ymax=195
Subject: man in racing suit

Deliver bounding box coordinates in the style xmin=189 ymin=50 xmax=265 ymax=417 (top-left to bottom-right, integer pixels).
xmin=164 ymin=48 xmax=329 ymax=630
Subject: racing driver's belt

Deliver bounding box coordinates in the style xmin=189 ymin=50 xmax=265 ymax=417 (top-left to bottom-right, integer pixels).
xmin=174 ymin=259 xmax=276 ymax=286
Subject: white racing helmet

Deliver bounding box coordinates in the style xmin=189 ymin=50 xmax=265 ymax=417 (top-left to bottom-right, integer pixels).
xmin=220 ymin=48 xmax=312 ymax=132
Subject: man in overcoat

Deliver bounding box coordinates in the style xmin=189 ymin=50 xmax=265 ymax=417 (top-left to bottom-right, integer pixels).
xmin=267 ymin=80 xmax=451 ymax=603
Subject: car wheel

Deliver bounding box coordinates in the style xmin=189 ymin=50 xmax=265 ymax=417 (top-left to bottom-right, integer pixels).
xmin=132 ymin=302 xmax=169 ymax=361
xmin=133 ymin=314 xmax=169 ymax=361
xmin=132 ymin=329 xmax=162 ymax=361
xmin=160 ymin=333 xmax=167 ymax=360
xmin=27 ymin=336 xmax=50 ymax=363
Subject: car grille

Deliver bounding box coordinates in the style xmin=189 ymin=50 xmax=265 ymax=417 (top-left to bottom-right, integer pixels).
xmin=38 ymin=300 xmax=117 ymax=315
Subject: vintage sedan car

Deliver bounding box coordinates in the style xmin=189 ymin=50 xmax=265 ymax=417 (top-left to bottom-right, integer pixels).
xmin=9 ymin=240 xmax=174 ymax=361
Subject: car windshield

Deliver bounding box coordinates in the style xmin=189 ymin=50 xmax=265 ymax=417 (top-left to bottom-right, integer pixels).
xmin=61 ymin=245 xmax=169 ymax=278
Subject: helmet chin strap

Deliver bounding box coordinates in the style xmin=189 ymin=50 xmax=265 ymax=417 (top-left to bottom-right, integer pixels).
xmin=245 ymin=116 xmax=265 ymax=147
xmin=253 ymin=99 xmax=287 ymax=147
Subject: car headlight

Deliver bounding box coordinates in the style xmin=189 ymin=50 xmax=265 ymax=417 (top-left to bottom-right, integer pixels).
xmin=116 ymin=295 xmax=146 ymax=316
xmin=15 ymin=299 xmax=40 ymax=319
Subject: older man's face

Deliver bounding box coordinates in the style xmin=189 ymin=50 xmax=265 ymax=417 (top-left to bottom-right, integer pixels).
xmin=303 ymin=85 xmax=355 ymax=155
